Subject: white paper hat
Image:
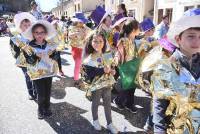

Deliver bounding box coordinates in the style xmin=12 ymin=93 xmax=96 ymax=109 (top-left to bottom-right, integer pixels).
xmin=167 ymin=8 xmax=200 ymax=47
xmin=14 ymin=12 xmax=36 ymax=33
xmin=22 ymin=20 xmax=57 ymax=40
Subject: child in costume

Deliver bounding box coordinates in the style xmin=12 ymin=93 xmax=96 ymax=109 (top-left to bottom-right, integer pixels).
xmin=51 ymin=20 xmax=65 ymax=76
xmin=22 ymin=20 xmax=59 ymax=119
xmin=10 ymin=12 xmax=37 ymax=100
xmin=82 ymin=31 xmax=118 ymax=134
xmin=138 ymin=18 xmax=159 ymax=58
xmin=137 ymin=18 xmax=176 ymax=133
xmin=68 ymin=13 xmax=90 ymax=87
xmin=113 ymin=19 xmax=140 ymax=113
xmin=150 ymin=8 xmax=200 ymax=134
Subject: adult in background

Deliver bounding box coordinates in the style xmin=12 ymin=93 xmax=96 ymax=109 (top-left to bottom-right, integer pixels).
xmin=30 ymin=1 xmax=43 ymax=20
xmin=154 ymin=15 xmax=169 ymax=39
xmin=117 ymin=3 xmax=128 ymax=17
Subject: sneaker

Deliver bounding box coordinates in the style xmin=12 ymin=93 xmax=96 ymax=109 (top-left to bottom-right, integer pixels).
xmin=125 ymin=105 xmax=137 ymax=114
xmin=38 ymin=110 xmax=44 ymax=120
xmin=113 ymin=98 xmax=125 ymax=110
xmin=92 ymin=120 xmax=102 ymax=131
xmin=59 ymin=71 xmax=65 ymax=77
xmin=107 ymin=123 xmax=119 ymax=134
xmin=143 ymin=124 xmax=153 ymax=134
xmin=44 ymin=109 xmax=52 ymax=117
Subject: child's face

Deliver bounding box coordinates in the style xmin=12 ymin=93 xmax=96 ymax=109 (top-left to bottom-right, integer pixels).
xmin=117 ymin=6 xmax=124 ymax=14
xmin=20 ymin=21 xmax=31 ymax=32
xmin=104 ymin=16 xmax=112 ymax=27
xmin=145 ymin=28 xmax=155 ymax=37
xmin=32 ymin=26 xmax=47 ymax=43
xmin=92 ymin=35 xmax=104 ymax=53
xmin=176 ymin=28 xmax=200 ymax=56
xmin=77 ymin=22 xmax=84 ymax=27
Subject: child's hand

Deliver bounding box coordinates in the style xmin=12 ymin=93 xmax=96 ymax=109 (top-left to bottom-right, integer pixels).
xmin=104 ymin=66 xmax=111 ymax=74
xmin=110 ymin=69 xmax=116 ymax=75
xmin=36 ymin=52 xmax=45 ymax=58
xmin=22 ymin=45 xmax=32 ymax=55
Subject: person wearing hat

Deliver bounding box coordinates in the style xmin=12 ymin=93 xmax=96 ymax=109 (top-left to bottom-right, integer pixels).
xmin=10 ymin=12 xmax=37 ymax=100
xmin=154 ymin=14 xmax=169 ymax=39
xmin=148 ymin=8 xmax=200 ymax=133
xmin=137 ymin=18 xmax=176 ymax=133
xmin=138 ymin=18 xmax=160 ymax=58
xmin=22 ymin=20 xmax=59 ymax=119
xmin=68 ymin=12 xmax=90 ymax=87
xmin=90 ymin=6 xmax=112 ymax=46
xmin=30 ymin=1 xmax=43 ymax=20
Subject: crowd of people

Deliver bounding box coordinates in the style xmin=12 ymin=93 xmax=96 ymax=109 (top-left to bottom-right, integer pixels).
xmin=3 ymin=1 xmax=200 ymax=134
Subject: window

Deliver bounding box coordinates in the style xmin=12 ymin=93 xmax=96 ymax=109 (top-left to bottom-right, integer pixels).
xmin=75 ymin=5 xmax=76 ymax=12
xmin=184 ymin=6 xmax=194 ymax=11
xmin=78 ymin=4 xmax=80 ymax=11
xmin=128 ymin=9 xmax=135 ymax=17
xmin=166 ymin=8 xmax=173 ymax=23
xmin=119 ymin=0 xmax=124 ymax=4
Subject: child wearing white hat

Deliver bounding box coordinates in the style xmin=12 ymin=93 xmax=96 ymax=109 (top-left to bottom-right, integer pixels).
xmin=10 ymin=12 xmax=37 ymax=100
xmin=150 ymin=8 xmax=200 ymax=134
xmin=22 ymin=20 xmax=58 ymax=119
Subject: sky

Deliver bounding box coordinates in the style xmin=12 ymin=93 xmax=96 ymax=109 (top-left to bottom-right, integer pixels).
xmin=35 ymin=0 xmax=59 ymax=12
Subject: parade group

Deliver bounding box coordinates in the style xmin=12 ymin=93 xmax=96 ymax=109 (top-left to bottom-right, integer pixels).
xmin=3 ymin=1 xmax=200 ymax=134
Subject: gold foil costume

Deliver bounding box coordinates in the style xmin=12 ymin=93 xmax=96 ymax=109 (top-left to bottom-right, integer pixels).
xmin=150 ymin=50 xmax=200 ymax=134
xmin=27 ymin=42 xmax=59 ymax=80
xmin=82 ymin=52 xmax=115 ymax=92
xmin=10 ymin=35 xmax=33 ymax=67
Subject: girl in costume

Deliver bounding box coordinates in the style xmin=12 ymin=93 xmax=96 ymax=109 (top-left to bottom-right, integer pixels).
xmin=10 ymin=12 xmax=37 ymax=100
xmin=68 ymin=13 xmax=90 ymax=87
xmin=82 ymin=31 xmax=118 ymax=134
xmin=113 ymin=19 xmax=140 ymax=113
xmin=150 ymin=8 xmax=200 ymax=134
xmin=22 ymin=20 xmax=58 ymax=119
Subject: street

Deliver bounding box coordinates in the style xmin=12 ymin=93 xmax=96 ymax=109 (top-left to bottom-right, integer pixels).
xmin=0 ymin=37 xmax=150 ymax=134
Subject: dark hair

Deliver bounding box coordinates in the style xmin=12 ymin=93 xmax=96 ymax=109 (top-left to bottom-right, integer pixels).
xmin=32 ymin=23 xmax=47 ymax=33
xmin=119 ymin=19 xmax=139 ymax=39
xmin=21 ymin=19 xmax=30 ymax=24
xmin=30 ymin=1 xmax=37 ymax=7
xmin=179 ymin=27 xmax=200 ymax=38
xmin=102 ymin=15 xmax=111 ymax=24
xmin=85 ymin=31 xmax=107 ymax=55
xmin=119 ymin=4 xmax=128 ymax=17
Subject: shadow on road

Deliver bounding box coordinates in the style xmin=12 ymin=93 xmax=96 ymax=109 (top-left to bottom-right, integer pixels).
xmin=109 ymin=92 xmax=150 ymax=134
xmin=51 ymin=76 xmax=74 ymax=100
xmin=45 ymin=102 xmax=109 ymax=134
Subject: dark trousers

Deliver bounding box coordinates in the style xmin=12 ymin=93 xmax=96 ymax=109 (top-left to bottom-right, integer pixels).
xmin=153 ymin=98 xmax=170 ymax=134
xmin=33 ymin=77 xmax=52 ymax=112
xmin=21 ymin=67 xmax=36 ymax=97
xmin=57 ymin=51 xmax=62 ymax=71
xmin=116 ymin=88 xmax=136 ymax=107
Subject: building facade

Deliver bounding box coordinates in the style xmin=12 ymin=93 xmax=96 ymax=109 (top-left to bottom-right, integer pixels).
xmin=154 ymin=0 xmax=200 ymax=24
xmin=104 ymin=0 xmax=154 ymax=22
xmin=52 ymin=0 xmax=104 ymax=18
